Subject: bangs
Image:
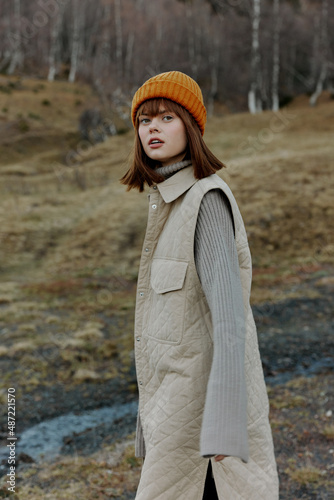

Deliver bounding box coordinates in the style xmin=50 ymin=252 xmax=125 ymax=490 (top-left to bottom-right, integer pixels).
xmin=121 ymin=96 xmax=224 ymax=191
xmin=136 ymin=98 xmax=182 ymax=125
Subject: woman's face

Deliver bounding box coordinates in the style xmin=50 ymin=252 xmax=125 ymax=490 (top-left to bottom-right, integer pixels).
xmin=138 ymin=105 xmax=188 ymax=167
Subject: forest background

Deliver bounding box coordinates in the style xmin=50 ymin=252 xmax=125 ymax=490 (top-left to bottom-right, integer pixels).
xmin=1 ymin=0 xmax=334 ymax=116
xmin=0 ymin=0 xmax=333 ymax=499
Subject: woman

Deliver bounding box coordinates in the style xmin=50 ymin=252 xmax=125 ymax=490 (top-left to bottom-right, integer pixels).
xmin=121 ymin=71 xmax=279 ymax=500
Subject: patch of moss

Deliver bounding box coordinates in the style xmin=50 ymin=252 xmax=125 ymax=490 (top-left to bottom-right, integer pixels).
xmin=321 ymin=424 xmax=334 ymax=440
xmin=285 ymin=466 xmax=326 ymax=486
xmin=270 ymin=393 xmax=307 ymax=410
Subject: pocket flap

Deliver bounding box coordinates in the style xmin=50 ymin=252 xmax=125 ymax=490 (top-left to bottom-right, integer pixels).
xmin=150 ymin=259 xmax=188 ymax=294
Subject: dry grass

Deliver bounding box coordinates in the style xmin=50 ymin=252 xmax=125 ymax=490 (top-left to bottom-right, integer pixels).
xmin=0 ymin=438 xmax=141 ymax=499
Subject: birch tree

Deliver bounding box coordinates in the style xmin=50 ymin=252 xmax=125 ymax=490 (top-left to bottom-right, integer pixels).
xmin=200 ymin=0 xmax=265 ymax=113
xmin=310 ymin=0 xmax=329 ymax=106
xmin=7 ymin=0 xmax=23 ymax=75
xmin=114 ymin=0 xmax=123 ymax=89
xmin=248 ymin=0 xmax=262 ymax=113
xmin=271 ymin=0 xmax=280 ymax=111
xmin=69 ymin=0 xmax=83 ymax=83
xmin=310 ymin=15 xmax=320 ymax=90
xmin=48 ymin=2 xmax=66 ymax=81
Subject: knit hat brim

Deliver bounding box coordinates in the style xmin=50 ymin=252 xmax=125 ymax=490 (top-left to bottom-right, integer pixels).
xmin=131 ymin=71 xmax=207 ymax=135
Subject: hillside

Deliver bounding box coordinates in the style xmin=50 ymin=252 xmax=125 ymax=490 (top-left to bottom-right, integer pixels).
xmin=0 ymin=77 xmax=333 ymax=499
xmin=1 ymin=78 xmax=333 ymax=292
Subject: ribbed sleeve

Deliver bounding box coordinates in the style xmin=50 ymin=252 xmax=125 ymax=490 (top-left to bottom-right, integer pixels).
xmin=135 ymin=411 xmax=146 ymax=457
xmin=195 ymin=189 xmax=249 ymax=462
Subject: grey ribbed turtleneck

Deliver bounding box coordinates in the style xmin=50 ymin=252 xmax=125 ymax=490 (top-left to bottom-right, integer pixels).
xmin=137 ymin=162 xmax=248 ymax=461
xmin=155 ymin=159 xmax=192 ymax=179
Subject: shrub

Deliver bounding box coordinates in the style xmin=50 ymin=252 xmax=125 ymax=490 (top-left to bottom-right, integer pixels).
xmin=17 ymin=119 xmax=30 ymax=133
xmin=28 ymin=112 xmax=41 ymax=120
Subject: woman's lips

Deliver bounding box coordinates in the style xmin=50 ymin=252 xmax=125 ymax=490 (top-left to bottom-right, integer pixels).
xmin=149 ymin=138 xmax=164 ymax=149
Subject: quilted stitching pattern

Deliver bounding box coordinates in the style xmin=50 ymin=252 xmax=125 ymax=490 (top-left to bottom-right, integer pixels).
xmin=151 ymin=259 xmax=188 ymax=293
xmin=145 ymin=259 xmax=188 ymax=343
xmin=134 ymin=171 xmax=278 ymax=499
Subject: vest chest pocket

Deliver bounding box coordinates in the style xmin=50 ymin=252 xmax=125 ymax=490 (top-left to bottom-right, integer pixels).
xmin=145 ymin=258 xmax=188 ymax=344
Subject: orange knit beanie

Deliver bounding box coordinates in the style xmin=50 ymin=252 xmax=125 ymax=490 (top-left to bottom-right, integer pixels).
xmin=131 ymin=71 xmax=207 ymax=135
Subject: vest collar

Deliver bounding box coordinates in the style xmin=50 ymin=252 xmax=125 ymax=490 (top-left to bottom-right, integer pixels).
xmin=153 ymin=166 xmax=198 ymax=203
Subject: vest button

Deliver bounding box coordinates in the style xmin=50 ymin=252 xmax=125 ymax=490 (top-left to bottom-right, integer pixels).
xmin=139 ymin=292 xmax=144 ymax=297
xmin=152 ymin=204 xmax=157 ymax=209
xmin=145 ymin=248 xmax=149 ymax=252
xmin=153 ymin=186 xmax=157 ymax=190
xmin=139 ymin=381 xmax=143 ymax=385
xmin=136 ymin=337 xmax=140 ymax=342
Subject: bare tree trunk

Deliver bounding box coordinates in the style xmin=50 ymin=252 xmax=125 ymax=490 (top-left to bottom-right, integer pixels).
xmin=0 ymin=1 xmax=12 ymax=72
xmin=310 ymin=0 xmax=328 ymax=106
xmin=287 ymin=41 xmax=296 ymax=94
xmin=271 ymin=0 xmax=280 ymax=111
xmin=207 ymin=33 xmax=219 ymax=117
xmin=101 ymin=2 xmax=111 ymax=62
xmin=125 ymin=31 xmax=135 ymax=84
xmin=7 ymin=0 xmax=23 ymax=75
xmin=248 ymin=0 xmax=262 ymax=114
xmin=309 ymin=15 xmax=320 ymax=90
xmin=87 ymin=3 xmax=103 ymax=77
xmin=147 ymin=2 xmax=163 ymax=76
xmin=114 ymin=0 xmax=123 ymax=88
xmin=48 ymin=3 xmax=65 ymax=81
xmin=186 ymin=4 xmax=198 ymax=80
xmin=310 ymin=64 xmax=327 ymax=106
xmin=69 ymin=0 xmax=82 ymax=83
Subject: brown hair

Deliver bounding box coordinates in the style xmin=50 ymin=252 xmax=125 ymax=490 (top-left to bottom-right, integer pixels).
xmin=120 ymin=98 xmax=225 ymax=192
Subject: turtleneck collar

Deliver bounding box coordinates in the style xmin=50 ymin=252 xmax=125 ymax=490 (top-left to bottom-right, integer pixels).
xmin=155 ymin=159 xmax=192 ymax=179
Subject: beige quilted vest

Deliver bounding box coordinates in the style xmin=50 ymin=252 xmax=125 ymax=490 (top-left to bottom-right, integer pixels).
xmin=134 ymin=166 xmax=279 ymax=500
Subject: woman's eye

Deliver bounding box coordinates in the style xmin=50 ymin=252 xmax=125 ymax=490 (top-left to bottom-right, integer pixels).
xmin=163 ymin=115 xmax=173 ymax=121
xmin=140 ymin=118 xmax=150 ymax=124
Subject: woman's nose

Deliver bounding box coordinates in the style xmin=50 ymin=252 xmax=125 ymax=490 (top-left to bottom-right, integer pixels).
xmin=149 ymin=118 xmax=160 ymax=132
